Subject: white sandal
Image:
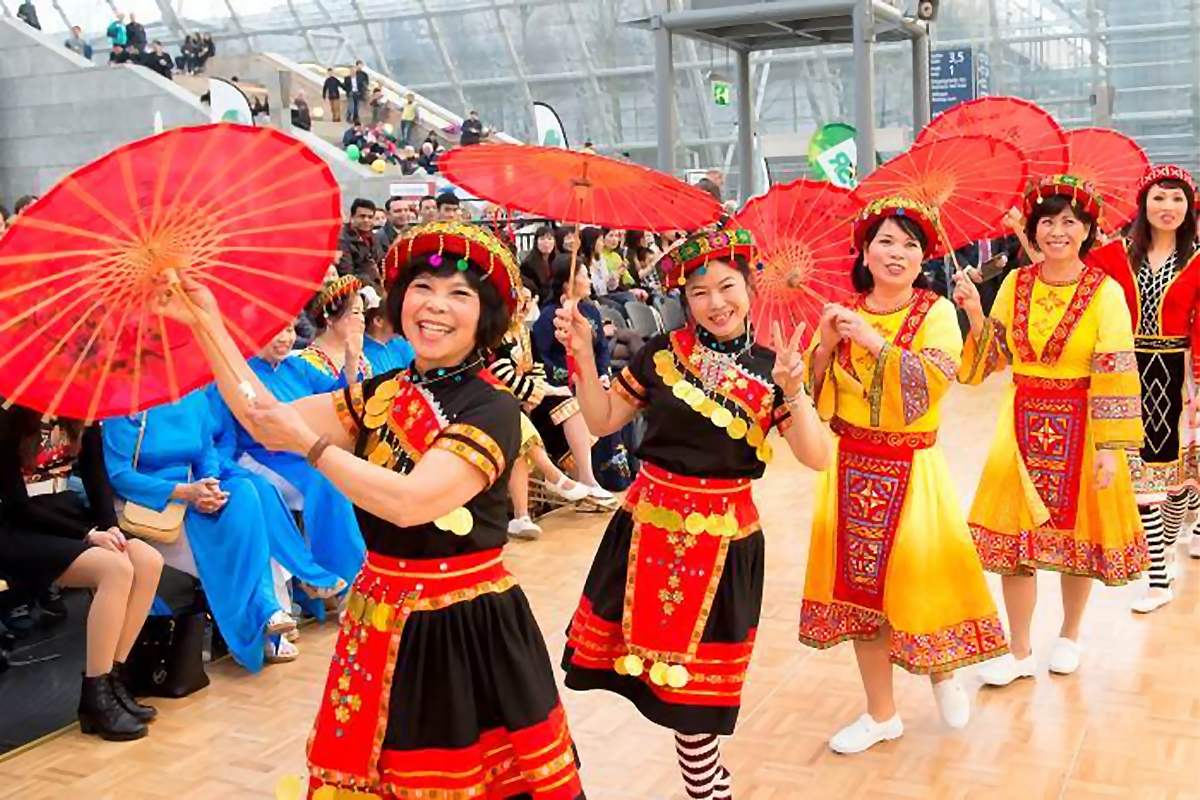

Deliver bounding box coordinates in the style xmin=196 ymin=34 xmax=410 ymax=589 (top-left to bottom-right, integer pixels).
xmin=547 ymin=475 xmax=590 ymax=503
xmin=265 ymin=637 xmax=299 ymax=664
xmin=265 ymin=609 xmax=298 ymax=637
xmin=300 ymin=579 xmax=348 ymax=601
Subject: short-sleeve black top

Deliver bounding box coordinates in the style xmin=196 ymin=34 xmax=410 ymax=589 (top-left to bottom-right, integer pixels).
xmin=339 ymin=362 xmax=521 ymax=559
xmin=613 ymin=329 xmax=789 ymax=480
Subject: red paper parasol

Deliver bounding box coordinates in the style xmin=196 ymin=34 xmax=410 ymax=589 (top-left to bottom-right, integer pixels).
xmin=439 ymin=143 xmax=722 ymax=231
xmin=916 ymin=96 xmax=1069 ymax=178
xmin=0 ymin=123 xmax=341 ymax=421
xmin=852 ymin=134 xmax=1029 ymax=250
xmin=1064 ymin=127 xmax=1150 ymax=232
xmin=732 ymin=179 xmax=860 ymax=347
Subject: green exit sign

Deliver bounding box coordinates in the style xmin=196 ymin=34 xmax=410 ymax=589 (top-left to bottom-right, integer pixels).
xmin=712 ymin=80 xmax=731 ymax=106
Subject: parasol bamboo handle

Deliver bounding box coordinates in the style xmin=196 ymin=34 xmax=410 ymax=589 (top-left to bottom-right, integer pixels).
xmin=162 ymin=268 xmax=257 ymax=403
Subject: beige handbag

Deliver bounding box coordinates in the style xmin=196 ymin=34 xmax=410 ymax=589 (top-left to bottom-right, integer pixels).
xmin=116 ymin=413 xmax=187 ymax=544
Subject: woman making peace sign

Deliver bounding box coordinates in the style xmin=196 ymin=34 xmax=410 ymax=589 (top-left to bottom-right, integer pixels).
xmin=556 ymin=229 xmax=831 ymax=800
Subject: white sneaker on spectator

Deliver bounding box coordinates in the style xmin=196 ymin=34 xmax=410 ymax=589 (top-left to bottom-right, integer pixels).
xmin=1131 ymin=587 xmax=1173 ymax=614
xmin=547 ymin=475 xmax=590 ymax=503
xmin=265 ymin=637 xmax=299 ymax=664
xmin=265 ymin=609 xmax=298 ymax=637
xmin=507 ymin=516 xmax=542 ymax=541
xmin=584 ymin=484 xmax=616 ymax=503
xmin=979 ymin=653 xmax=1036 ymax=687
xmin=931 ymin=676 xmax=970 ymax=729
xmin=1048 ymin=637 xmax=1082 ymax=675
xmin=829 ymin=713 xmax=903 ymax=754
xmin=1189 ymin=533 xmax=1200 ymax=559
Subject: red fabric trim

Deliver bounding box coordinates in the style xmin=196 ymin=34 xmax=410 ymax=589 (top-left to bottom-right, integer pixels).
xmin=835 ymin=290 xmax=939 ymax=379
xmin=1013 ymin=381 xmax=1089 ymax=530
xmin=1010 ymin=265 xmax=1105 ymax=365
xmin=970 ymin=523 xmax=1149 ymax=587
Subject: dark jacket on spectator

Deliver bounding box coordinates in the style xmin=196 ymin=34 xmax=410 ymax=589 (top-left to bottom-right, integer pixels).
xmin=533 ymin=299 xmax=609 ymax=385
xmin=607 ymin=327 xmax=644 ymax=373
xmin=353 ymin=68 xmax=369 ymax=98
xmin=417 ymin=148 xmax=439 ymax=174
xmin=519 ymin=251 xmax=553 ymax=305
xmin=144 ymin=50 xmax=174 ymax=80
xmin=375 ymin=222 xmax=403 ymax=253
xmin=460 ymin=117 xmax=484 ymax=146
xmin=291 ymin=99 xmax=312 ymax=131
xmin=125 ymin=21 xmax=147 ymax=51
xmin=337 ymin=222 xmax=384 ymax=288
xmin=322 ymin=75 xmax=342 ymax=100
xmin=398 ymin=156 xmax=419 ymax=176
xmin=16 ymin=2 xmax=40 ymax=29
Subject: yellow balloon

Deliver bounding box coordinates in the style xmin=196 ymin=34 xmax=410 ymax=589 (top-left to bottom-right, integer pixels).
xmin=371 ymin=159 xmax=387 ymax=174
xmin=383 ymin=122 xmax=395 ymax=135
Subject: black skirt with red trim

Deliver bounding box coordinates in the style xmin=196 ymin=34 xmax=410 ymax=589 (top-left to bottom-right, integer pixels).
xmin=306 ymin=549 xmax=584 ymax=799
xmin=561 ymin=507 xmax=765 ymax=736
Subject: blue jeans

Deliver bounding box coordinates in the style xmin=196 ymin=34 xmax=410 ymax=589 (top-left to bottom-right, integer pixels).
xmin=347 ymin=93 xmax=362 ymax=123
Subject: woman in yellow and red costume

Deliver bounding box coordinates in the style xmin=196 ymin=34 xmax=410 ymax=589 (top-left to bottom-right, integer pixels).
xmin=1086 ymin=164 xmax=1200 ymax=612
xmin=799 ymin=197 xmax=1008 ymax=755
xmin=952 ymin=175 xmax=1147 ymax=688
xmin=556 ymin=228 xmax=832 ymax=800
xmin=153 ymin=221 xmax=583 ymax=799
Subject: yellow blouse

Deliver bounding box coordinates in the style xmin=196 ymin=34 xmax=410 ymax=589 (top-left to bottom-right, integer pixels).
xmin=809 ymin=295 xmax=962 ymax=433
xmin=959 ymin=266 xmax=1143 ymax=449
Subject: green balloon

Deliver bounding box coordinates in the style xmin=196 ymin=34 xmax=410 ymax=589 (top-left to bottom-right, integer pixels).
xmin=346 ymin=144 xmax=360 ymax=160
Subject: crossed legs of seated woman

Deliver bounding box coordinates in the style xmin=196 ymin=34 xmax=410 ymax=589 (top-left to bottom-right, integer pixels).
xmin=57 ymin=530 xmax=164 ymax=740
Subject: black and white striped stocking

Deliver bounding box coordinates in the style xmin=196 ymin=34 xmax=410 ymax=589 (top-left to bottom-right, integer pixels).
xmin=1163 ymin=490 xmax=1190 ymax=548
xmin=674 ymin=732 xmax=733 ymax=800
xmin=1140 ymin=505 xmax=1169 ymax=589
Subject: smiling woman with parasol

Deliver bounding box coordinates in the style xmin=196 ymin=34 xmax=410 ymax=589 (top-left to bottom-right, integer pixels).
xmin=555 ymin=228 xmax=831 ymax=800
xmin=799 ymin=197 xmax=1008 ymax=755
xmin=155 ymin=221 xmax=583 ymax=800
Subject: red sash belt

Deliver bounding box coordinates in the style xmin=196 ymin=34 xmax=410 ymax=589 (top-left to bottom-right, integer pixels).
xmin=1012 ymin=374 xmax=1090 ymax=530
xmin=307 ymin=549 xmax=512 ymax=794
xmin=618 ymin=463 xmax=759 ymax=689
xmin=832 ymin=419 xmax=932 ymax=613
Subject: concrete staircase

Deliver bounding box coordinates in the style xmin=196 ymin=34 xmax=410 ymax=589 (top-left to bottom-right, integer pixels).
xmin=0 ymin=17 xmax=398 ymax=212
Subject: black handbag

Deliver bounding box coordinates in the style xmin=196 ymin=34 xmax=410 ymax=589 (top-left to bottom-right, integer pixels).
xmin=125 ymin=608 xmax=210 ymax=698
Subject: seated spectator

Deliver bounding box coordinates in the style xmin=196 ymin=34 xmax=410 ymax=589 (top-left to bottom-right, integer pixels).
xmin=102 ymin=391 xmax=300 ymax=671
xmin=342 ymin=122 xmax=366 ymax=150
xmin=532 ymin=261 xmax=617 ymax=504
xmin=337 ymin=198 xmax=385 ymax=287
xmin=64 ymin=26 xmax=93 ymax=60
xmin=179 ymin=34 xmax=199 ymax=74
xmin=143 ymin=40 xmax=173 ymax=80
xmin=371 ymin=207 xmax=387 ymax=230
xmin=198 ymin=33 xmax=215 ymax=70
xmin=490 ymin=290 xmax=594 ymax=539
xmin=17 ymin=1 xmax=40 ymax=29
xmin=361 ymin=286 xmax=415 ymax=374
xmin=291 ymin=90 xmax=312 ymax=131
xmin=625 ymin=230 xmax=663 ymax=294
xmin=209 ymin=326 xmax=359 ymax=594
xmin=416 ymin=194 xmax=438 ymax=224
xmin=108 ymin=44 xmax=129 ymax=66
xmin=520 ymin=224 xmax=556 ymax=304
xmin=417 ymin=140 xmax=440 ymax=174
xmin=398 ymin=146 xmax=420 ymax=175
xmin=0 ymin=408 xmax=162 ymax=741
xmin=13 ymin=194 xmax=38 ymax=214
xmin=298 ymin=276 xmax=371 ymax=383
xmin=435 ymin=191 xmax=460 ymax=221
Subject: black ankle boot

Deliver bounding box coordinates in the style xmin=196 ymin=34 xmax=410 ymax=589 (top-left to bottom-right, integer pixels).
xmin=110 ymin=662 xmax=158 ymax=722
xmin=78 ymin=673 xmax=147 ymax=741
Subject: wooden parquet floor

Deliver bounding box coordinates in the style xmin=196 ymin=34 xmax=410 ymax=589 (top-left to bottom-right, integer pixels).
xmin=4 ymin=378 xmax=1200 ymax=800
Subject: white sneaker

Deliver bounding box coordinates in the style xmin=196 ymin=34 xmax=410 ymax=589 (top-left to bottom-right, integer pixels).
xmin=931 ymin=676 xmax=970 ymax=729
xmin=547 ymin=475 xmax=590 ymax=503
xmin=584 ymin=483 xmax=615 ymax=503
xmin=829 ymin=713 xmax=903 ymax=754
xmin=1131 ymin=586 xmax=1173 ymax=614
xmin=1189 ymin=533 xmax=1200 ymax=560
xmin=1048 ymin=637 xmax=1082 ymax=675
xmin=507 ymin=515 xmax=542 ymax=540
xmin=979 ymin=653 xmax=1037 ymax=687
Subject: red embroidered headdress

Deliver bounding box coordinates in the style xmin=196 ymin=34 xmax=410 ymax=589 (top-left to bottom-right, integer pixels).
xmin=1022 ymin=174 xmax=1104 ymax=222
xmin=313 ymin=275 xmax=363 ymax=319
xmin=852 ymin=196 xmax=942 ymax=257
xmin=384 ymin=220 xmax=521 ymax=312
xmin=1136 ymin=164 xmax=1197 ymax=204
xmin=658 ymin=228 xmax=755 ymax=288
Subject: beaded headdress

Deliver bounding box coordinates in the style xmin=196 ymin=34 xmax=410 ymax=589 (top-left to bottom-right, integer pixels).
xmin=658 ymin=228 xmax=755 ymax=288
xmin=313 ymin=275 xmax=363 ymax=319
xmin=852 ymin=196 xmax=942 ymax=257
xmin=1022 ymin=174 xmax=1104 ymax=222
xmin=383 ymin=220 xmax=521 ymax=312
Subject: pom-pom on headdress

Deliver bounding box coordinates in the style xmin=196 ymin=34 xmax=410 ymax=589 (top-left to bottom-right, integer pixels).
xmin=658 ymin=228 xmax=755 ymax=288
xmin=383 ymin=220 xmax=521 ymax=312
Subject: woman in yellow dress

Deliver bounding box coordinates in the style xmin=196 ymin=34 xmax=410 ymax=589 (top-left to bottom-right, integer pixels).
xmin=952 ymin=175 xmax=1146 ymax=687
xmin=801 ymin=197 xmax=1008 ymax=754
